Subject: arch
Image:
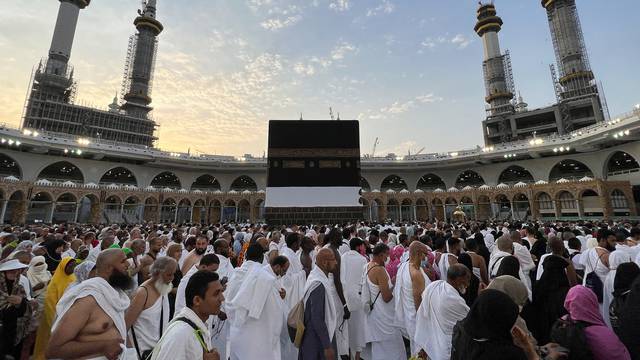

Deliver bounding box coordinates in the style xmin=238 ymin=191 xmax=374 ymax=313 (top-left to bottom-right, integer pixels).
xmin=444 ymin=197 xmax=458 ymax=221
xmin=222 ymin=199 xmax=237 ymax=222
xmin=606 ymin=151 xmax=640 ymax=176
xmin=230 ymin=175 xmax=257 ymax=192
xmin=56 ymin=193 xmax=77 ymax=203
xmin=124 ymin=196 xmax=141 ymax=205
xmin=416 ymin=198 xmax=428 ymax=221
xmin=143 ymin=197 xmax=159 ymax=223
xmin=380 ymin=175 xmax=408 ymax=192
xmin=238 ymin=199 xmax=251 ymax=222
xmin=53 ymin=193 xmax=77 ymax=223
xmin=580 ymin=189 xmax=602 ymax=217
xmin=416 ymin=173 xmax=446 ymax=191
xmin=178 ymin=199 xmax=192 ymax=207
xmin=100 ymin=167 xmax=138 ymax=186
xmin=254 ymin=199 xmax=265 ymax=222
xmin=191 ymin=174 xmax=221 ymax=191
xmin=28 ymin=192 xmax=53 ymax=224
xmin=37 ymin=161 xmax=84 ymax=183
xmin=360 ymin=177 xmax=371 ymax=192
xmin=0 ymin=153 xmax=22 ymax=179
xmin=176 ymin=199 xmax=192 ymax=223
xmin=387 ymin=198 xmax=400 ymax=221
xmin=476 ymin=195 xmax=491 ymax=221
xmin=494 ymin=194 xmax=511 ymax=220
xmin=512 ymin=193 xmax=530 ymax=221
xmin=535 ymin=192 xmax=555 ymax=217
xmin=557 ymin=191 xmax=577 ymax=213
xmin=151 ymin=172 xmax=181 ymax=189
xmin=401 ymin=198 xmax=413 ymax=221
xmin=3 ymin=191 xmax=25 ymax=224
xmin=160 ymin=198 xmax=178 ymax=223
xmin=498 ymin=165 xmax=534 ymax=185
xmin=76 ymin=194 xmax=99 ymax=224
xmin=549 ymin=159 xmax=593 ymax=181
xmin=455 ymin=170 xmax=485 ymax=188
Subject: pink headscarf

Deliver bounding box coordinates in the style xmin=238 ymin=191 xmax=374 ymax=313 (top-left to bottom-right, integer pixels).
xmin=386 ymin=245 xmax=405 ymax=281
xmin=564 ymin=286 xmax=630 ymax=360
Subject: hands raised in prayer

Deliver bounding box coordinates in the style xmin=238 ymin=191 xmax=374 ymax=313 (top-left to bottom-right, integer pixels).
xmin=512 ymin=326 xmax=538 ymax=360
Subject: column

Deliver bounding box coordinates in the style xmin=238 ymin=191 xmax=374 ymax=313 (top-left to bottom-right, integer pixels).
xmin=120 ymin=203 xmax=124 ymax=221
xmin=368 ymin=205 xmax=372 ymax=222
xmin=398 ymin=205 xmax=402 ymax=222
xmin=575 ymin=199 xmax=583 ymax=219
xmin=173 ymin=206 xmax=178 ymax=223
xmin=47 ymin=202 xmax=55 ymax=223
xmin=0 ymin=200 xmax=7 ymax=224
xmin=510 ymin=204 xmax=515 ymax=220
xmin=189 ymin=206 xmax=194 ymax=223
xmin=490 ymin=202 xmax=497 ymax=219
xmin=73 ymin=202 xmax=80 ymax=223
xmin=443 ymin=205 xmax=448 ymax=223
xmin=234 ymin=206 xmax=238 ymax=223
xmin=554 ymin=200 xmax=561 ymax=219
xmin=413 ymin=205 xmax=417 ymax=222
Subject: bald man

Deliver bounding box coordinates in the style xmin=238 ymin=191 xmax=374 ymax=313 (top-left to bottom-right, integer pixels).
xmin=47 ymin=249 xmax=132 ymax=360
xmin=299 ymin=248 xmax=338 ymax=360
xmin=395 ymin=242 xmax=432 ymax=356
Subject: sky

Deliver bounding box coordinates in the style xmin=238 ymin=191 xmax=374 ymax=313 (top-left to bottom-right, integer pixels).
xmin=0 ymin=0 xmax=639 ymax=157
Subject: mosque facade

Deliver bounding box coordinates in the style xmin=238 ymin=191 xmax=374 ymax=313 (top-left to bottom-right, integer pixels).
xmin=0 ymin=0 xmax=639 ymax=224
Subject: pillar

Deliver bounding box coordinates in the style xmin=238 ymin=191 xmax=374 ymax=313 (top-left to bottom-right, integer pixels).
xmin=47 ymin=202 xmax=55 ymax=223
xmin=554 ymin=200 xmax=561 ymax=219
xmin=120 ymin=203 xmax=124 ymax=221
xmin=234 ymin=206 xmax=238 ymax=223
xmin=575 ymin=199 xmax=583 ymax=219
xmin=0 ymin=200 xmax=7 ymax=224
xmin=189 ymin=206 xmax=194 ymax=223
xmin=413 ymin=205 xmax=417 ymax=222
xmin=73 ymin=202 xmax=80 ymax=223
xmin=174 ymin=206 xmax=178 ymax=224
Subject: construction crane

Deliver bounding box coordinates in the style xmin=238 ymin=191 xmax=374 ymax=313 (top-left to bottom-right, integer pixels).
xmin=408 ymin=147 xmax=425 ymax=156
xmin=371 ymin=137 xmax=379 ymax=157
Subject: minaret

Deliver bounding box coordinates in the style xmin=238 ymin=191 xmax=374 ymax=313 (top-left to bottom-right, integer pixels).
xmin=541 ymin=0 xmax=597 ymax=100
xmin=34 ymin=0 xmax=91 ymax=101
xmin=474 ymin=3 xmax=515 ymax=116
xmin=121 ymin=0 xmax=163 ymax=118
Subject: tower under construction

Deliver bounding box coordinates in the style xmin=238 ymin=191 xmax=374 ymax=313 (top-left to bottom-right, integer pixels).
xmin=478 ymin=1 xmax=604 ymax=145
xmin=21 ymin=0 xmax=158 ymax=147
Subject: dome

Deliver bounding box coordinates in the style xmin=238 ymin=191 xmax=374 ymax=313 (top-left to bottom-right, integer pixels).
xmin=178 ymin=188 xmax=188 ymax=193
xmin=371 ymin=189 xmax=380 ymax=193
xmin=479 ymin=184 xmax=491 ymax=190
xmin=34 ymin=179 xmax=52 ymax=186
xmin=514 ymin=182 xmax=527 ymax=188
xmin=386 ymin=189 xmax=396 ymax=193
xmin=535 ymin=180 xmax=548 ymax=185
xmin=106 ymin=183 xmax=119 ymax=189
xmin=62 ymin=180 xmax=76 ymax=187
xmin=145 ymin=185 xmax=156 ymax=191
xmin=399 ymin=189 xmax=409 ymax=194
xmin=496 ymin=183 xmax=509 ymax=189
xmin=228 ymin=190 xmax=239 ymax=194
xmin=433 ymin=188 xmax=444 ymax=193
xmin=242 ymin=190 xmax=252 ymax=194
xmin=257 ymin=189 xmax=266 ymax=194
xmin=447 ymin=187 xmax=459 ymax=192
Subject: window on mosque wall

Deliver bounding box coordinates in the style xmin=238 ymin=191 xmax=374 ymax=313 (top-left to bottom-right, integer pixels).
xmin=611 ymin=190 xmax=629 ymax=209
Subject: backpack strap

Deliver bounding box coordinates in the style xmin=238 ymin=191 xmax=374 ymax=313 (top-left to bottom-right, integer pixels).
xmin=365 ymin=264 xmax=384 ymax=309
xmin=175 ymin=317 xmax=210 ymax=353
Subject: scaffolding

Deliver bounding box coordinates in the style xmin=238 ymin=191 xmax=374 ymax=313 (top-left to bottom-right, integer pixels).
xmin=120 ymin=34 xmax=137 ymax=103
xmin=483 ymin=51 xmax=515 ymax=117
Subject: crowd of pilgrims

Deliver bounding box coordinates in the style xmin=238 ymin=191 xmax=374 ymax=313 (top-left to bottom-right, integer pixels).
xmin=0 ymin=219 xmax=640 ymax=360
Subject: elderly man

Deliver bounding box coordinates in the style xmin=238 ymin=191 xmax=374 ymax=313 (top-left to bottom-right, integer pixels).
xmin=299 ymin=248 xmax=338 ymax=360
xmin=125 ymin=256 xmax=177 ymax=357
xmin=395 ymin=241 xmax=431 ymax=357
xmin=414 ymin=264 xmax=470 ymax=360
xmin=47 ymin=249 xmax=131 ymax=360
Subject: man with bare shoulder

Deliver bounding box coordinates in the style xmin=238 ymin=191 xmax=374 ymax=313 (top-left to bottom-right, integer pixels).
xmin=46 ymin=248 xmax=132 ymax=360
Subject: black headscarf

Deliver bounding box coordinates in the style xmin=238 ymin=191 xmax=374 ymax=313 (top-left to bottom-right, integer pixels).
xmin=458 ymin=252 xmax=479 ymax=307
xmin=474 ymin=233 xmax=491 ymax=266
xmin=42 ymin=238 xmax=66 ymax=272
xmin=533 ymin=255 xmax=569 ymax=303
xmin=613 ymin=262 xmax=640 ymax=297
xmin=620 ymin=276 xmax=640 ymax=359
xmin=451 ymin=289 xmax=527 ymax=360
xmin=497 ymin=256 xmax=520 ymax=279
xmin=529 ymin=255 xmax=570 ymax=344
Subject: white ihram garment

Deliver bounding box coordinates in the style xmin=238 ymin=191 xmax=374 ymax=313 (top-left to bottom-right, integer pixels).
xmin=54 ymin=277 xmax=130 ymax=360
xmin=131 ymin=294 xmax=169 ymax=352
xmin=364 ymin=267 xmax=405 ymax=360
xmin=414 ymin=280 xmax=469 ymax=360
xmin=394 ymin=261 xmax=431 ymax=355
xmin=340 ymin=250 xmax=368 ymax=353
xmin=227 ymin=264 xmax=285 ymax=360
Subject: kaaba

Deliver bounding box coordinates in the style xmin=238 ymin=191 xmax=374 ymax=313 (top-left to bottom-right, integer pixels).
xmin=265 ymin=120 xmax=362 ymax=225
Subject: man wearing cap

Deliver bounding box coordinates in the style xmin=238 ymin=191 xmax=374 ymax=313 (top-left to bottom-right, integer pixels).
xmin=0 ymin=259 xmax=33 ymax=358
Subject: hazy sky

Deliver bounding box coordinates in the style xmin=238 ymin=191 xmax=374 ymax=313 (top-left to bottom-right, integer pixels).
xmin=1 ymin=0 xmax=638 ymax=156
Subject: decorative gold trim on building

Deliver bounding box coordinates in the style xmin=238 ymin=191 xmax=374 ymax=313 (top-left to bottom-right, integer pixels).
xmin=268 ymin=148 xmax=359 ymax=158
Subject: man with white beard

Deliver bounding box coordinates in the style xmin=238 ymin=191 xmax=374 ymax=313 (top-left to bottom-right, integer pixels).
xmin=279 ymin=233 xmax=306 ymax=359
xmin=227 ymin=244 xmax=286 ymax=360
xmin=125 ymin=256 xmax=177 ymax=357
xmin=340 ymin=237 xmax=368 ymax=360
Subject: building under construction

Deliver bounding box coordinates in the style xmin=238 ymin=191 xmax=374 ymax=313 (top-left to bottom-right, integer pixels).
xmin=477 ymin=1 xmax=605 ymax=145
xmin=21 ymin=0 xmax=161 ymax=147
